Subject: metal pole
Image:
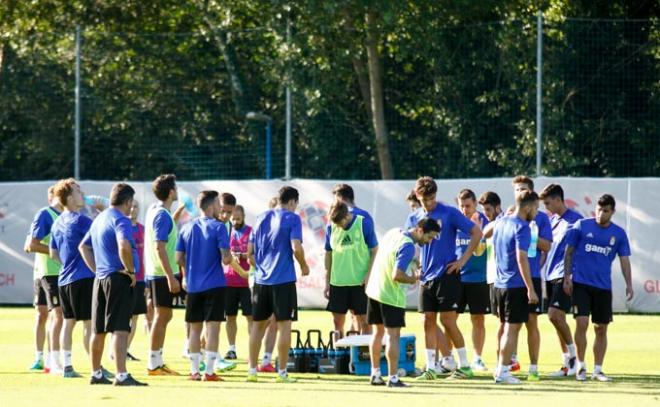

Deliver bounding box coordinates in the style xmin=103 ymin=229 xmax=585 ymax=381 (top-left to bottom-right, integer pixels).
xmin=74 ymin=25 xmax=81 ymax=179
xmin=284 ymin=18 xmax=292 ymax=180
xmin=536 ymin=11 xmax=543 ymax=177
xmin=266 ymin=121 xmax=272 ymax=180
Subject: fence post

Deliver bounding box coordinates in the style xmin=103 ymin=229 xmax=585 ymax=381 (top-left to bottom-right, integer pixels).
xmin=536 ymin=11 xmax=543 ymax=177
xmin=74 ymin=25 xmax=81 ymax=179
xmin=285 ymin=17 xmax=292 ymax=180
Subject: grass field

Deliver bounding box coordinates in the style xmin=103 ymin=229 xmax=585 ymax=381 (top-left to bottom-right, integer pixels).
xmin=1 ymin=307 xmax=659 ymax=406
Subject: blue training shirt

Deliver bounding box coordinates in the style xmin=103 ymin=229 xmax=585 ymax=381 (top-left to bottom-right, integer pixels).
xmin=565 ymin=218 xmax=631 ymax=290
xmin=50 ymin=211 xmax=94 ymax=286
xmin=82 ymin=208 xmax=134 ymax=279
xmin=176 ymin=217 xmax=229 ymax=293
xmin=250 ymin=208 xmax=303 ymax=285
xmin=493 ymin=215 xmax=531 ymax=289
xmin=30 ymin=206 xmax=61 ymax=240
xmin=544 ymin=208 xmax=583 ymax=281
xmin=455 ymin=211 xmax=489 ymax=283
xmin=404 ymin=202 xmax=475 ymax=282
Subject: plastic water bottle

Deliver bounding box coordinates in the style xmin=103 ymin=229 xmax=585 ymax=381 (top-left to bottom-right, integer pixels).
xmin=528 ymin=221 xmax=538 ymax=258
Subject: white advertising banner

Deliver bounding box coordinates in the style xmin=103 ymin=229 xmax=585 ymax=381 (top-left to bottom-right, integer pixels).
xmin=0 ymin=178 xmax=655 ymax=313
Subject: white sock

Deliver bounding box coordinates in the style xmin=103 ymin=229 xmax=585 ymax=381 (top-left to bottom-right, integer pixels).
xmin=529 ymin=364 xmax=538 ymax=373
xmin=63 ymin=350 xmax=72 ymax=367
xmin=148 ymin=350 xmax=160 ymax=370
xmin=425 ymin=349 xmax=437 ymax=371
xmin=577 ymin=360 xmax=585 ymax=371
xmin=495 ymin=363 xmax=509 ymax=378
xmin=278 ymin=369 xmax=287 ymax=378
xmin=36 ymin=351 xmax=44 ymax=361
xmin=159 ymin=348 xmax=164 ymax=366
xmin=205 ymin=351 xmax=218 ymax=375
xmin=389 ymin=374 xmax=399 ymax=383
xmin=473 ymin=353 xmax=482 ymax=362
xmin=562 ymin=352 xmax=570 ymax=366
xmin=567 ymin=343 xmax=577 ymax=358
xmin=456 ymin=347 xmax=469 ymax=368
xmin=263 ymin=352 xmax=272 ymax=365
xmin=51 ymin=351 xmax=61 ymax=368
xmin=189 ymin=352 xmax=201 ymax=374
xmin=442 ymin=356 xmax=456 ymax=370
xmin=594 ymin=364 xmax=602 ymax=374
xmin=116 ymin=372 xmax=128 ymax=381
xmin=248 ymin=367 xmax=257 ymax=375
xmin=228 ymin=344 xmax=236 ymax=352
xmin=371 ymin=367 xmax=381 ymax=377
xmin=92 ymin=369 xmax=103 ymax=379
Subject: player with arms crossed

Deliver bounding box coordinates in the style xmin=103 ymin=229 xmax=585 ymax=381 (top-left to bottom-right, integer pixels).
xmin=367 ymin=218 xmax=440 ymax=388
xmin=492 ymin=190 xmax=540 ymax=384
xmin=563 ymin=194 xmax=632 ymax=382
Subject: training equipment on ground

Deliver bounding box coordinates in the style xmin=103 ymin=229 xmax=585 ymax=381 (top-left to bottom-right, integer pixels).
xmin=334 ymin=333 xmax=416 ymax=376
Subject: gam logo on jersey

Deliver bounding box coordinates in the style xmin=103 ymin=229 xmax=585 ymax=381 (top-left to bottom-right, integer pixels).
xmin=585 ymin=243 xmax=612 ymax=256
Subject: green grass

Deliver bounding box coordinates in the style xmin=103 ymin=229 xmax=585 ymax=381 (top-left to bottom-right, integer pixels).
xmin=1 ymin=307 xmax=659 ymax=406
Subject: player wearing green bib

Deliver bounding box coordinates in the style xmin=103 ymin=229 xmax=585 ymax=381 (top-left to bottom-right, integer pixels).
xmin=366 ymin=218 xmax=440 ymax=387
xmin=145 ymin=174 xmax=182 ymax=376
xmin=25 ymin=186 xmax=63 ymax=372
xmin=324 ymin=202 xmax=378 ymax=335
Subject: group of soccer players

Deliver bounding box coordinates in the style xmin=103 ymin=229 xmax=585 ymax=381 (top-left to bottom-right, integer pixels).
xmin=25 ymin=174 xmax=632 ymax=387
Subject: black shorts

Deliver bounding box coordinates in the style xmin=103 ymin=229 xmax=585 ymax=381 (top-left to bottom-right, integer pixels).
xmin=419 ymin=273 xmax=461 ymax=313
xmin=547 ymin=278 xmax=572 ymax=313
xmin=494 ymin=287 xmax=529 ymax=324
xmin=529 ymin=278 xmax=544 ymax=314
xmin=367 ymin=298 xmax=405 ymax=328
xmin=489 ymin=283 xmax=498 ymax=317
xmin=252 ymin=282 xmax=298 ymax=322
xmin=148 ymin=275 xmax=186 ymax=308
xmin=39 ymin=275 xmax=61 ymax=310
xmin=33 ymin=278 xmax=47 ymax=307
xmin=92 ymin=273 xmax=134 ymax=334
xmin=326 ymin=284 xmax=368 ymax=315
xmin=59 ymin=278 xmax=93 ymax=321
xmin=225 ymin=286 xmax=252 ymax=317
xmin=458 ymin=282 xmax=491 ymax=315
xmin=132 ymin=281 xmax=148 ymax=315
xmin=572 ymin=282 xmax=613 ymax=324
xmin=186 ymin=287 xmax=226 ymax=323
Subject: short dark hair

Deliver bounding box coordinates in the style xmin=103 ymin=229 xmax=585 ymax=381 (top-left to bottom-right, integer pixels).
xmin=415 ymin=176 xmax=437 ymax=196
xmin=329 ymin=202 xmax=349 ymax=225
xmin=406 ymin=189 xmax=420 ymax=204
xmin=597 ymin=194 xmax=616 ymax=210
xmin=152 ymin=174 xmax=176 ymax=201
xmin=110 ymin=183 xmax=135 ymax=206
xmin=220 ymin=192 xmax=236 ymax=206
xmin=416 ymin=217 xmax=441 ymax=234
xmin=197 ymin=190 xmax=219 ymax=211
xmin=478 ymin=191 xmax=501 ymax=207
xmin=515 ymin=190 xmax=539 ymax=208
xmin=539 ymin=183 xmax=564 ymax=201
xmin=512 ymin=175 xmax=534 ymax=191
xmin=332 ymin=184 xmax=354 ymax=203
xmin=458 ymin=188 xmax=476 ymax=201
xmin=278 ymin=186 xmax=299 ymax=205
xmin=234 ymin=204 xmax=245 ymax=215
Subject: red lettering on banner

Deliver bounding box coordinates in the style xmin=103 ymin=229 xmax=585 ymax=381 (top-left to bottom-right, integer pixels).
xmin=644 ymin=280 xmax=660 ymax=294
xmin=0 ymin=273 xmax=16 ymax=286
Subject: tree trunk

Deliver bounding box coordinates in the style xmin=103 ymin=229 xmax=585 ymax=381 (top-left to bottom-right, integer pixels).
xmin=364 ymin=10 xmax=394 ymax=179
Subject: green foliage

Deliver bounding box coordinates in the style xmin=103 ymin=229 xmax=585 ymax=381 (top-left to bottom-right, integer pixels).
xmin=0 ymin=0 xmax=657 ymax=180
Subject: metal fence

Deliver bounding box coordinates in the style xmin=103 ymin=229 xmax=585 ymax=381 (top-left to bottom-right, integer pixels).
xmin=0 ymin=15 xmax=657 ymax=181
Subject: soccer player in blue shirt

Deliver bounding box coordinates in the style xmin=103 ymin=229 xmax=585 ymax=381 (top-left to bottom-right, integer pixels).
xmin=509 ymin=175 xmax=552 ymax=380
xmin=405 ymin=177 xmax=482 ymax=380
xmin=539 ymin=183 xmax=583 ymax=377
xmin=49 ymin=179 xmax=94 ymax=378
xmin=79 ymin=183 xmax=147 ymax=386
xmin=563 ymin=194 xmax=632 ymax=382
xmin=25 ymin=185 xmax=63 ymax=372
xmin=246 ymin=186 xmax=310 ymax=383
xmin=455 ymin=189 xmax=490 ymax=371
xmin=492 ymin=190 xmax=540 ymax=384
xmin=176 ymin=190 xmax=248 ymax=381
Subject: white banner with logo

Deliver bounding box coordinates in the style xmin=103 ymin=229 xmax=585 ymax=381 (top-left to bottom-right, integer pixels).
xmin=0 ymin=178 xmax=657 ymax=312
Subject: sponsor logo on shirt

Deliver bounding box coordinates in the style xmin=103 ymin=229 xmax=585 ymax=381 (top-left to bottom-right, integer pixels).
xmin=584 ymin=243 xmax=612 ymax=256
